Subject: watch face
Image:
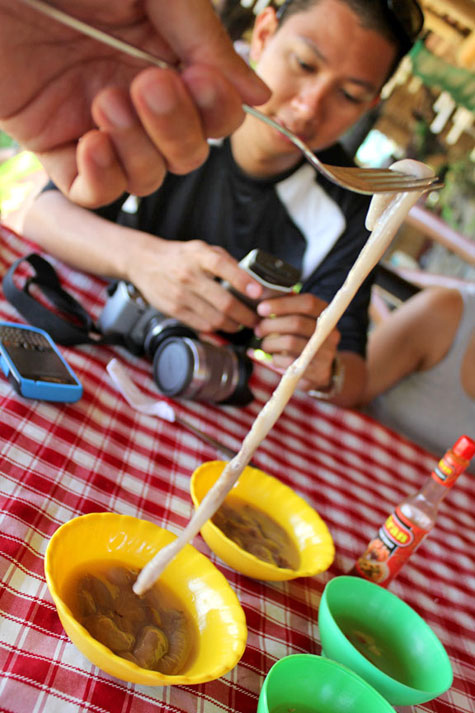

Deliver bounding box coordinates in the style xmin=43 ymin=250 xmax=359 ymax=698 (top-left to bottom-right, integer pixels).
xmin=308 ymin=356 xmax=344 ymax=400
xmin=332 ymin=356 xmax=345 ymax=393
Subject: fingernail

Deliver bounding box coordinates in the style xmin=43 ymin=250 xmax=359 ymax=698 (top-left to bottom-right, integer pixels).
xmin=143 ymin=76 xmax=177 ymax=114
xmin=246 ymin=283 xmax=262 ymax=299
xmin=250 ymin=348 xmax=273 ymax=364
xmin=193 ymin=79 xmax=218 ymax=110
xmin=91 ymin=136 xmax=114 ymax=168
xmin=257 ymin=302 xmax=271 ymax=316
xmin=99 ymin=93 xmax=136 ymax=129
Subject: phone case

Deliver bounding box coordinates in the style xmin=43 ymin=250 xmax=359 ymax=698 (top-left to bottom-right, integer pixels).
xmin=0 ymin=321 xmax=83 ymax=402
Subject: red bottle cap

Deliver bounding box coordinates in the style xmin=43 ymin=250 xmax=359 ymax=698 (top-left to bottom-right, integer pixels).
xmin=452 ymin=435 xmax=475 ymax=462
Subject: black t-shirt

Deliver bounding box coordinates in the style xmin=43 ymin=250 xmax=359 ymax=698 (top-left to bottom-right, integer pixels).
xmin=45 ymin=139 xmax=374 ymax=355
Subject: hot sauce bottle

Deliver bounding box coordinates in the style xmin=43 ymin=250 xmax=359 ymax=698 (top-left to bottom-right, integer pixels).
xmin=349 ymin=435 xmax=475 ymax=586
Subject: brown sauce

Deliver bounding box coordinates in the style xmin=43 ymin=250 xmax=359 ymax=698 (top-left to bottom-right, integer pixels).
xmin=64 ymin=561 xmax=195 ymax=674
xmin=212 ymin=495 xmax=300 ymax=570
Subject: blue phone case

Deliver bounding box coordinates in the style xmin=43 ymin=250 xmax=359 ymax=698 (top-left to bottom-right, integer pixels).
xmin=0 ymin=321 xmax=83 ymax=402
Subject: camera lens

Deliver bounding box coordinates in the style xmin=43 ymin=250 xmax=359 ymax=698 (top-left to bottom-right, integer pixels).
xmin=143 ymin=315 xmax=195 ymax=357
xmin=152 ymin=337 xmax=253 ymax=405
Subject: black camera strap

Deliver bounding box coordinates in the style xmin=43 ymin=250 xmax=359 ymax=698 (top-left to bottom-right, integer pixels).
xmin=2 ymin=253 xmax=120 ymax=346
xmin=2 ymin=253 xmax=255 ymax=405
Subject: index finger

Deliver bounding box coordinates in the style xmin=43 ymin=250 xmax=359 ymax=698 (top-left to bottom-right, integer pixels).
xmin=257 ymin=292 xmax=328 ymax=317
xmin=205 ymin=246 xmax=264 ymax=305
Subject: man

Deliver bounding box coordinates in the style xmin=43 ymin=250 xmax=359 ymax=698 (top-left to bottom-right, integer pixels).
xmin=24 ymin=0 xmax=424 ymax=406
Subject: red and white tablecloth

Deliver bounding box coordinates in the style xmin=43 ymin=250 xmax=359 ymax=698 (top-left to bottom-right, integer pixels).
xmin=1 ymin=224 xmax=474 ymax=713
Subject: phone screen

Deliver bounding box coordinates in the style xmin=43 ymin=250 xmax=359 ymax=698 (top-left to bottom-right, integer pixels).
xmin=0 ymin=326 xmax=78 ymax=384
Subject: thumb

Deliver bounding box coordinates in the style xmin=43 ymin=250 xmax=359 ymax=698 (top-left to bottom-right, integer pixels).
xmin=145 ymin=0 xmax=270 ymax=106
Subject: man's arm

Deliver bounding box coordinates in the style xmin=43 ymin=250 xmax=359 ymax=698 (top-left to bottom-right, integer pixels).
xmin=361 ymin=287 xmax=462 ymax=404
xmin=23 ymin=190 xmax=265 ymax=334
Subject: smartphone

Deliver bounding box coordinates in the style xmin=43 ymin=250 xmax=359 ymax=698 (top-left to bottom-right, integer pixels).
xmin=225 ymin=249 xmax=302 ymax=309
xmin=0 ymin=321 xmax=83 ymax=402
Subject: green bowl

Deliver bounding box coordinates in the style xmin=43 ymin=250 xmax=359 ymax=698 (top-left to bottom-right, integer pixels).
xmin=318 ymin=576 xmax=453 ymax=706
xmin=257 ymin=654 xmax=396 ymax=713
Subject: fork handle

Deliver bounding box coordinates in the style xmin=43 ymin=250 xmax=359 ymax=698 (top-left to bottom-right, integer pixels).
xmin=175 ymin=416 xmax=237 ymax=460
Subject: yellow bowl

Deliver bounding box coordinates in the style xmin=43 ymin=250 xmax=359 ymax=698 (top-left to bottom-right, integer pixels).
xmin=190 ymin=461 xmax=335 ymax=581
xmin=44 ymin=512 xmax=247 ymax=685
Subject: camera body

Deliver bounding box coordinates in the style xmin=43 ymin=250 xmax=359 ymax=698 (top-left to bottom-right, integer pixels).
xmin=99 ymin=250 xmax=300 ymax=406
xmin=99 ymin=281 xmax=194 ymax=357
xmin=99 ymin=281 xmax=253 ymax=405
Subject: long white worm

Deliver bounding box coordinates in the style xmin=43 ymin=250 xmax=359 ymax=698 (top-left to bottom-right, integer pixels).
xmin=133 ymin=159 xmax=435 ymax=596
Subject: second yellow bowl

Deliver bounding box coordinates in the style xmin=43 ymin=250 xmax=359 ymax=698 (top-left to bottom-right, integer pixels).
xmin=190 ymin=461 xmax=335 ymax=581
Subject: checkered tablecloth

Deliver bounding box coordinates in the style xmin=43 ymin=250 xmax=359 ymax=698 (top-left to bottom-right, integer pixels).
xmin=1 ymin=224 xmax=474 ymax=713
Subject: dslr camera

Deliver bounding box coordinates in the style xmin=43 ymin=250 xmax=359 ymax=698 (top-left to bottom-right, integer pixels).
xmin=99 ymin=249 xmax=300 ymax=406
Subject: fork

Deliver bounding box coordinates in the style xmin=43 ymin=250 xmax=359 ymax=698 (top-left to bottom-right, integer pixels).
xmin=19 ymin=0 xmax=443 ymax=195
xmin=106 ymin=359 xmax=238 ymax=460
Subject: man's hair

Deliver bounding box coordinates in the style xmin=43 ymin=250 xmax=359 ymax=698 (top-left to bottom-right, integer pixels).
xmin=219 ymin=0 xmax=422 ymax=81
xmin=276 ymin=0 xmax=419 ymax=78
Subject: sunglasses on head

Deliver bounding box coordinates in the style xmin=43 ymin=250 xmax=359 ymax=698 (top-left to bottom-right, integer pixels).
xmin=385 ymin=0 xmax=424 ymax=53
xmin=276 ymin=0 xmax=424 ymax=54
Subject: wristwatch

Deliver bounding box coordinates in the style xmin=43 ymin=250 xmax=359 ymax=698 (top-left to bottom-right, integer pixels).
xmin=308 ymin=355 xmax=345 ymax=400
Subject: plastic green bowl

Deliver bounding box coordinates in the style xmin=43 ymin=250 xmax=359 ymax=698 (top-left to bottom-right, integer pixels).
xmin=257 ymin=654 xmax=396 ymax=713
xmin=318 ymin=576 xmax=453 ymax=706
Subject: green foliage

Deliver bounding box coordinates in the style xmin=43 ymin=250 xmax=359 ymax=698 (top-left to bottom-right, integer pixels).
xmin=437 ymin=158 xmax=475 ymax=236
xmin=0 ymin=150 xmax=43 ymax=217
xmin=0 ymin=131 xmax=17 ymax=149
xmin=410 ymin=41 xmax=475 ymax=112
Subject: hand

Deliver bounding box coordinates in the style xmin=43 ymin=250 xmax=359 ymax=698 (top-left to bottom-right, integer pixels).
xmin=127 ymin=237 xmax=264 ymax=334
xmin=0 ymin=0 xmax=269 ymax=208
xmin=253 ymin=293 xmax=340 ymax=391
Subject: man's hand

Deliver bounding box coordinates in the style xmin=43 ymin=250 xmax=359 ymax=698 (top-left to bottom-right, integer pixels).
xmin=127 ymin=237 xmax=264 ymax=334
xmin=0 ymin=0 xmax=269 ymax=207
xmin=254 ymin=293 xmax=340 ymax=391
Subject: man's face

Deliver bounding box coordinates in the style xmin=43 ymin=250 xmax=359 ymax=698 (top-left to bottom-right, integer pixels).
xmin=239 ymin=0 xmax=397 ymax=173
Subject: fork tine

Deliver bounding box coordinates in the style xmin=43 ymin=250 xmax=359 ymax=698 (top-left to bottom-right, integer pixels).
xmin=297 ymin=147 xmax=441 ymax=193
xmin=358 ymin=171 xmax=439 ymax=186
xmin=342 ymin=168 xmax=429 ymax=179
xmin=328 ymin=166 xmax=439 ymax=185
xmin=324 ymin=165 xmax=443 ymax=194
xmin=243 ymin=107 xmax=443 ymax=194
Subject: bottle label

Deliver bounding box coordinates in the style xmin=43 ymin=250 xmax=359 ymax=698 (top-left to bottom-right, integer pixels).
xmin=353 ymin=507 xmax=429 ymax=585
xmin=432 ymin=451 xmax=467 ymax=488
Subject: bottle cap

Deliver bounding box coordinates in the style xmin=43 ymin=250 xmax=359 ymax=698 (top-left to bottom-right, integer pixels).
xmin=452 ymin=435 xmax=475 ymax=461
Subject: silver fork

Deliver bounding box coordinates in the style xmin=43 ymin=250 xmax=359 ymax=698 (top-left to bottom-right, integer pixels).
xmin=20 ymin=0 xmax=443 ymax=195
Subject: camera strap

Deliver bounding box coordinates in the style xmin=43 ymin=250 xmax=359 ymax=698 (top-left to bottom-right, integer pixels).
xmin=2 ymin=253 xmax=120 ymax=346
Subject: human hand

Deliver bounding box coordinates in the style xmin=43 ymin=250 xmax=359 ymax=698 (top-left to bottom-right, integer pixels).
xmin=127 ymin=237 xmax=264 ymax=334
xmin=253 ymin=293 xmax=340 ymax=391
xmin=0 ymin=0 xmax=269 ymax=208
